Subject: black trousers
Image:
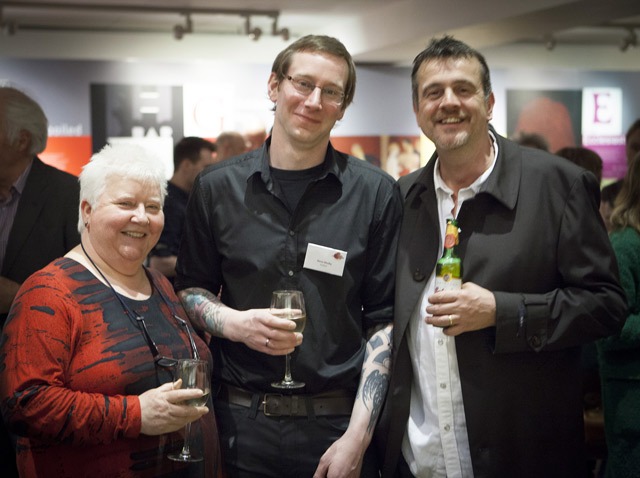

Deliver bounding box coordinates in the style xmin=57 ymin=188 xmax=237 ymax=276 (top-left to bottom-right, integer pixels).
xmin=394 ymin=454 xmax=415 ymax=478
xmin=214 ymin=398 xmax=380 ymax=478
xmin=0 ymin=419 xmax=18 ymax=478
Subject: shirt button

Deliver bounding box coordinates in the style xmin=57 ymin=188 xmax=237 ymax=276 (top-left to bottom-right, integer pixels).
xmin=438 ymin=338 xmax=444 ymax=346
xmin=440 ymin=383 xmax=447 ymax=389
xmin=288 ymin=270 xmax=294 ymax=276
xmin=289 ymin=230 xmax=295 ymax=236
xmin=444 ymin=424 xmax=451 ymax=432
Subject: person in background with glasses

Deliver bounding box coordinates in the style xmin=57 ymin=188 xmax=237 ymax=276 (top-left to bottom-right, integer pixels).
xmin=176 ymin=35 xmax=402 ymax=477
xmin=0 ymin=143 xmax=224 ymax=477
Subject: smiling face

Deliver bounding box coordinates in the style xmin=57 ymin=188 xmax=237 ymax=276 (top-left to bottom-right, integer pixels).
xmin=82 ymin=175 xmax=163 ymax=273
xmin=268 ymin=51 xmax=347 ymax=152
xmin=413 ymin=56 xmax=494 ymax=153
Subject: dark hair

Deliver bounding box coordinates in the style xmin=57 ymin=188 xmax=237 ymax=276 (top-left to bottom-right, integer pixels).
xmin=411 ymin=35 xmax=492 ymax=109
xmin=611 ymin=151 xmax=640 ymax=233
xmin=626 ymin=118 xmax=640 ymax=142
xmin=173 ymin=136 xmax=215 ymax=170
xmin=271 ymin=34 xmax=356 ymax=111
xmin=555 ymin=146 xmax=603 ymax=183
xmin=512 ymin=132 xmax=550 ymax=152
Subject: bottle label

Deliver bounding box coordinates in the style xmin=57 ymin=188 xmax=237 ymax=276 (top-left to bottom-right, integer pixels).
xmin=435 ymin=275 xmax=461 ymax=292
xmin=444 ymin=222 xmax=459 ymax=249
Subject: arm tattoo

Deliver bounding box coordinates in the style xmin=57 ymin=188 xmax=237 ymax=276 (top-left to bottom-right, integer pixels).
xmin=361 ymin=369 xmax=389 ymax=433
xmin=179 ymin=287 xmax=226 ymax=337
xmin=357 ymin=323 xmax=393 ymax=433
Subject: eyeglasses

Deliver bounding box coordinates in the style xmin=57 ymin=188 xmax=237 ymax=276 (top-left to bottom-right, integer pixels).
xmin=79 ymin=240 xmax=201 ymax=371
xmin=285 ymin=75 xmax=345 ymax=106
xmin=136 ymin=313 xmax=200 ymax=368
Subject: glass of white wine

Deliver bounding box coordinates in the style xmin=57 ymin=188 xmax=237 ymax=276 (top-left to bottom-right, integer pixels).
xmin=168 ymin=358 xmax=210 ymax=463
xmin=270 ymin=290 xmax=306 ymax=389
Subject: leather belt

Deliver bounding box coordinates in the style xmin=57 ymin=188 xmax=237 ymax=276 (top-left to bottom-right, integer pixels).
xmin=216 ymin=382 xmax=355 ymax=417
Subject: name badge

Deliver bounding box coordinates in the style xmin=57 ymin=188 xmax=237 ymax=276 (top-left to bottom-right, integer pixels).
xmin=303 ymin=243 xmax=347 ymax=277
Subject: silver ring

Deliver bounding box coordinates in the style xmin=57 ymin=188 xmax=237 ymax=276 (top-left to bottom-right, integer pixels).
xmin=448 ymin=315 xmax=453 ymax=326
xmin=265 ymin=338 xmax=270 ymax=347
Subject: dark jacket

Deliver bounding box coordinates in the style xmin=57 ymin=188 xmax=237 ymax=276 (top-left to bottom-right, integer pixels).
xmin=377 ymin=131 xmax=627 ymax=478
xmin=1 ymin=157 xmax=80 ymax=326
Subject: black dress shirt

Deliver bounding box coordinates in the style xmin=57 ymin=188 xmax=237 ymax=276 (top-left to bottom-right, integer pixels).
xmin=175 ymin=139 xmax=402 ymax=394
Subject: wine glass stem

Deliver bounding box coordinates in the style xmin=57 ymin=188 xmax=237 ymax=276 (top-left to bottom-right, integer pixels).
xmin=180 ymin=422 xmax=193 ymax=457
xmin=284 ymin=353 xmax=293 ymax=383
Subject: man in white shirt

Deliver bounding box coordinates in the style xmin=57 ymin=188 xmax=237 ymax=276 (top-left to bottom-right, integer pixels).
xmin=376 ymin=36 xmax=626 ymax=478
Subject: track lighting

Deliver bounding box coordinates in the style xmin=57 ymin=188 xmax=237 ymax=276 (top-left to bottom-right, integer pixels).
xmin=1 ymin=21 xmax=17 ymax=36
xmin=620 ymin=28 xmax=637 ymax=52
xmin=0 ymin=3 xmax=290 ymax=41
xmin=544 ymin=34 xmax=556 ymax=51
xmin=271 ymin=16 xmax=290 ymax=41
xmin=173 ymin=13 xmax=192 ymax=40
xmin=244 ymin=15 xmax=262 ymax=41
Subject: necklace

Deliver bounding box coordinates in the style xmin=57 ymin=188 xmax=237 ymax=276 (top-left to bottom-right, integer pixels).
xmin=80 ymin=240 xmax=199 ymax=366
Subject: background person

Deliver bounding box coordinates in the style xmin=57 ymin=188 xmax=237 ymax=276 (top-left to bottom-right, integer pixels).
xmin=175 ymin=35 xmax=402 ymax=478
xmin=0 ymin=85 xmax=80 ymax=477
xmin=148 ymin=136 xmax=216 ymax=282
xmin=377 ymin=36 xmax=626 ymax=478
xmin=600 ymin=119 xmax=640 ymax=232
xmin=0 ymin=143 xmax=222 ymax=477
xmin=215 ymin=131 xmax=249 ymax=162
xmin=597 ymin=151 xmax=640 ymax=478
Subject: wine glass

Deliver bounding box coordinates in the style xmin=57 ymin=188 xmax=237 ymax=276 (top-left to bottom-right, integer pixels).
xmin=270 ymin=290 xmax=307 ymax=389
xmin=168 ymin=358 xmax=210 ymax=463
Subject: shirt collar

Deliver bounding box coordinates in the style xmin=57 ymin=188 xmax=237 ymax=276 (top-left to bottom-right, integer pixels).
xmin=433 ymin=132 xmax=498 ymax=196
xmin=253 ymin=136 xmax=342 ymax=185
xmin=13 ymin=157 xmax=34 ymax=195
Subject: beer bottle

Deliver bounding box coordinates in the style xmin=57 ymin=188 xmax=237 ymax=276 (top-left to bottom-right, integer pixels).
xmin=435 ymin=218 xmax=461 ymax=292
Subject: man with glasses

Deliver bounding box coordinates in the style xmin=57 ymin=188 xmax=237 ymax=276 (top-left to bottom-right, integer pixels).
xmin=176 ymin=35 xmax=402 ymax=477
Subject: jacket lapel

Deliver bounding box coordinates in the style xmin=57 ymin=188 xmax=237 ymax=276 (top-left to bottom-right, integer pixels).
xmin=394 ymin=156 xmax=440 ymax=345
xmin=3 ymin=158 xmax=48 ymax=274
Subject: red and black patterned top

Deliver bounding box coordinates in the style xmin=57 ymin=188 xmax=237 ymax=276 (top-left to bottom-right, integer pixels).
xmin=0 ymin=257 xmax=224 ymax=477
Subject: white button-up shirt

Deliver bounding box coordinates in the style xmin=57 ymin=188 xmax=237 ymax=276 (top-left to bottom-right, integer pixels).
xmin=402 ymin=136 xmax=497 ymax=478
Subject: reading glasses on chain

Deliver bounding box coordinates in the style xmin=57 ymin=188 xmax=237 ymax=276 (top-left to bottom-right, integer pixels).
xmin=286 ymin=75 xmax=345 ymax=106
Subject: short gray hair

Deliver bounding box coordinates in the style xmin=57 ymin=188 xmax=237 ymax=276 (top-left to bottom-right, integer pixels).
xmin=0 ymin=86 xmax=48 ymax=155
xmin=78 ymin=143 xmax=168 ymax=233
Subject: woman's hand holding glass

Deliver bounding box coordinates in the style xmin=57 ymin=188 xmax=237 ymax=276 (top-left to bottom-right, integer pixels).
xmin=138 ymin=378 xmax=209 ymax=436
xmin=168 ymin=359 xmax=211 ymax=462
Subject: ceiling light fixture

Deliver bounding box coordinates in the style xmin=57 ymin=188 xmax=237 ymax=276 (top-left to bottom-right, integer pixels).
xmin=244 ymin=15 xmax=262 ymax=41
xmin=271 ymin=16 xmax=290 ymax=41
xmin=0 ymin=2 xmax=289 ymax=40
xmin=620 ymin=28 xmax=637 ymax=52
xmin=173 ymin=13 xmax=192 ymax=40
xmin=544 ymin=34 xmax=556 ymax=51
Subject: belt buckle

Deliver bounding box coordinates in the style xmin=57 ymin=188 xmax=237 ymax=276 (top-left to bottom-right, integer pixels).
xmin=262 ymin=393 xmax=284 ymax=416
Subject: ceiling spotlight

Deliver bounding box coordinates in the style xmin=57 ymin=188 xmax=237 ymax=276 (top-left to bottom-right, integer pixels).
xmin=271 ymin=17 xmax=290 ymax=41
xmin=544 ymin=34 xmax=556 ymax=51
xmin=173 ymin=13 xmax=192 ymax=40
xmin=249 ymin=26 xmax=262 ymax=41
xmin=244 ymin=15 xmax=262 ymax=41
xmin=620 ymin=28 xmax=637 ymax=52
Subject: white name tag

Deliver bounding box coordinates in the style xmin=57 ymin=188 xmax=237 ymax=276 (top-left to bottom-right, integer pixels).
xmin=303 ymin=243 xmax=347 ymax=277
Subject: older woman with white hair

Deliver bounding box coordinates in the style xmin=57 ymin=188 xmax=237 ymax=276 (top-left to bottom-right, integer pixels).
xmin=0 ymin=143 xmax=223 ymax=477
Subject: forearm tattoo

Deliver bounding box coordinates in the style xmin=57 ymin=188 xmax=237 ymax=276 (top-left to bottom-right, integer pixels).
xmin=362 ymin=370 xmax=387 ymax=433
xmin=179 ymin=287 xmax=226 ymax=337
xmin=357 ymin=325 xmax=393 ymax=433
